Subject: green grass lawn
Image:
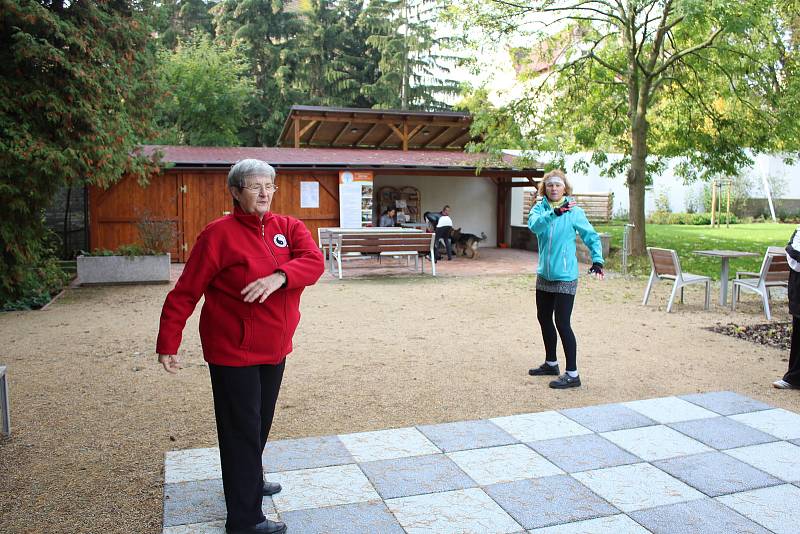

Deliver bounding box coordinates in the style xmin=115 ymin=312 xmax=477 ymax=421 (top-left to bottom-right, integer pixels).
xmin=594 ymin=222 xmax=796 ymax=280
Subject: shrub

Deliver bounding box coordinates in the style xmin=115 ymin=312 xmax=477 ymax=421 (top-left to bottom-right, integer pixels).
xmin=647 ymin=211 xmax=739 ymax=225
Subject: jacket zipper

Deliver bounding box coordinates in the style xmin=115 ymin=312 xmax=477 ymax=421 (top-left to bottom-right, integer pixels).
xmin=547 ymin=216 xmax=554 ymax=279
xmin=260 ymin=221 xmax=287 ymax=354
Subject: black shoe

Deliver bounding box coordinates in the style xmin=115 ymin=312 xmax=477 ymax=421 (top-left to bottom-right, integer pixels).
xmin=550 ymin=373 xmax=581 ymax=389
xmin=226 ymin=519 xmax=287 ymax=534
xmin=528 ymin=362 xmax=560 ymax=376
xmin=262 ymin=481 xmax=282 ymax=496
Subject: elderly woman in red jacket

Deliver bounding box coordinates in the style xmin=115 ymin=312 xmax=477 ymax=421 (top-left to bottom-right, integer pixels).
xmin=157 ymin=159 xmax=324 ymax=534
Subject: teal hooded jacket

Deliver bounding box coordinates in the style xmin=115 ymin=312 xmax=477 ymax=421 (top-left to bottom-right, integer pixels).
xmin=528 ymin=197 xmax=604 ymax=282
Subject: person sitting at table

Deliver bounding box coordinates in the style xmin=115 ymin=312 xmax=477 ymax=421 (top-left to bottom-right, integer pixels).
xmin=379 ymin=208 xmax=397 ymax=227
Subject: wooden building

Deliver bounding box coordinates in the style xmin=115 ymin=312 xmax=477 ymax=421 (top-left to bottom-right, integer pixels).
xmin=88 ymin=106 xmax=543 ymax=262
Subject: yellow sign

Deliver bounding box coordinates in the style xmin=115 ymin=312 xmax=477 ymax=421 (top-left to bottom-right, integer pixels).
xmin=339 ymin=170 xmax=373 ymax=184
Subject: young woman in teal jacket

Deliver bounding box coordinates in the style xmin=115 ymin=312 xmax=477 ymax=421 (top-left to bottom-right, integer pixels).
xmin=527 ymin=169 xmax=604 ymax=388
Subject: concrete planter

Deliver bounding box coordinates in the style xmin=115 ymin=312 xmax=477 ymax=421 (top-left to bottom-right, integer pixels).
xmin=77 ymin=254 xmax=171 ymax=285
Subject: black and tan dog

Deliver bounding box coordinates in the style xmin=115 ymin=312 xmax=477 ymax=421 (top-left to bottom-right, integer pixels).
xmin=451 ymin=228 xmax=487 ymax=259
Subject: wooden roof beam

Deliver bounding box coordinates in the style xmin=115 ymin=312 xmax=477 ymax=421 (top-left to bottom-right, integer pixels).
xmin=420 ymin=126 xmax=451 ymax=148
xmin=444 ymin=129 xmax=470 ymax=148
xmin=290 ymin=113 xmax=470 ymax=128
xmin=330 ymin=121 xmax=352 ymax=147
xmin=354 ymin=123 xmax=379 ymax=145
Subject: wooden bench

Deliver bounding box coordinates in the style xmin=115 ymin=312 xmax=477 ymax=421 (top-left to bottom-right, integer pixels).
xmin=522 ymin=191 xmax=614 ymax=223
xmin=331 ymin=232 xmax=436 ymax=279
xmin=0 ymin=365 xmax=9 ymax=437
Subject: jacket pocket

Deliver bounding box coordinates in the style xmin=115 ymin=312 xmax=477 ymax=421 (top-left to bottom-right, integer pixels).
xmin=239 ymin=317 xmax=253 ymax=350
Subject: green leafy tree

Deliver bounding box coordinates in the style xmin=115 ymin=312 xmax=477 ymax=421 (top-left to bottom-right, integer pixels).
xmin=360 ymin=0 xmax=461 ymax=110
xmin=154 ymin=32 xmax=254 ymax=146
xmin=0 ymin=0 xmax=160 ymax=308
xmin=457 ymin=0 xmax=799 ymax=255
xmin=213 ymin=0 xmax=303 ymax=145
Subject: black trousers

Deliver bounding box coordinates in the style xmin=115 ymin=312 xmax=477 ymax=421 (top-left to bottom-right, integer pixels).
xmin=536 ymin=289 xmax=578 ymax=372
xmin=435 ymin=226 xmax=453 ymax=260
xmin=785 ymin=315 xmax=800 ymax=386
xmin=209 ymin=360 xmax=285 ymax=529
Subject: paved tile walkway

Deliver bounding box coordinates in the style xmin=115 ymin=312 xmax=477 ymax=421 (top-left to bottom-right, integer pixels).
xmin=162 ymin=392 xmax=800 ymax=533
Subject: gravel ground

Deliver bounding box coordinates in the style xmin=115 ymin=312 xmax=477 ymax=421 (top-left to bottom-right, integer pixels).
xmin=0 ymin=269 xmax=798 ymax=533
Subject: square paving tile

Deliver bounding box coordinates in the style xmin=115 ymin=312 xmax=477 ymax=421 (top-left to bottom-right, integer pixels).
xmin=385 ymin=487 xmax=522 ymax=534
xmin=417 ymin=419 xmax=518 ymax=452
xmin=560 ymin=403 xmax=656 ymax=433
xmin=600 ymin=425 xmax=711 ymax=461
xmin=164 ymin=448 xmax=221 ymax=484
xmin=668 ymin=416 xmax=777 ymax=450
xmin=490 ymin=411 xmax=592 ymax=442
xmin=266 ymin=464 xmax=380 ymax=512
xmin=724 ymin=441 xmax=800 ymax=482
xmin=730 ymin=408 xmax=800 ymax=440
xmin=528 ymin=514 xmax=651 ymax=533
xmin=622 ymin=396 xmax=718 ymax=423
xmin=262 ymin=435 xmax=354 ymax=472
xmin=279 ymin=502 xmax=405 ymax=534
xmin=527 ymin=434 xmax=639 ymax=473
xmin=163 ymin=479 xmax=227 ymax=527
xmin=573 ymin=463 xmax=704 ymax=512
xmin=360 ymin=453 xmax=475 ymax=499
xmin=484 ymin=475 xmax=618 ymax=530
xmin=717 ymin=484 xmax=800 ymax=534
xmin=447 ymin=444 xmax=563 ymax=485
xmin=653 ymin=451 xmax=782 ymax=497
xmin=630 ymin=497 xmax=771 ymax=534
xmin=338 ymin=427 xmax=440 ymax=462
xmin=679 ymin=391 xmax=773 ymax=415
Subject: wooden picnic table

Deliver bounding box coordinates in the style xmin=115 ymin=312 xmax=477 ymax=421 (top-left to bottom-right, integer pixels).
xmin=693 ymin=250 xmax=759 ymax=306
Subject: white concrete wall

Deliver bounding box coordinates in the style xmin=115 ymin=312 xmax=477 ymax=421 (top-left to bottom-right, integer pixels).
xmin=374 ymin=174 xmax=499 ymax=247
xmin=506 ymin=151 xmax=800 ymax=222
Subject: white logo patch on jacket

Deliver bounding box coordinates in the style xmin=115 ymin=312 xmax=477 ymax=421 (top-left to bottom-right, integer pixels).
xmin=273 ymin=234 xmax=288 ymax=248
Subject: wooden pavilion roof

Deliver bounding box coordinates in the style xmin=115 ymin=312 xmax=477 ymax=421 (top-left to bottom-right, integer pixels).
xmin=277 ymin=105 xmax=475 ymax=151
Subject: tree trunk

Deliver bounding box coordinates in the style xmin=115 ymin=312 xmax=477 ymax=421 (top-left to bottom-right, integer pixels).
xmin=627 ymin=117 xmax=648 ymax=256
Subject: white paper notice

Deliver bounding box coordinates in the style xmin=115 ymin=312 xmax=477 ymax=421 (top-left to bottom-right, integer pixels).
xmin=300 ymin=181 xmax=319 ymax=208
xmin=339 ymin=183 xmax=362 ymax=228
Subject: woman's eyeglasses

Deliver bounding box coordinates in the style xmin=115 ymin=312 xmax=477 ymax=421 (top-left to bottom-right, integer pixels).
xmin=242 ymin=183 xmax=278 ymax=193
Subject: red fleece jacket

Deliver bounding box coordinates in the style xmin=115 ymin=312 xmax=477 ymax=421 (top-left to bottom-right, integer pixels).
xmin=156 ymin=208 xmax=324 ymax=366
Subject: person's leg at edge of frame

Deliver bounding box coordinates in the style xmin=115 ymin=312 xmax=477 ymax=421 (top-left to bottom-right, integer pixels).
xmin=530 ymin=290 xmax=561 ymax=376
xmin=774 ymin=314 xmax=800 ymax=389
xmin=209 ymin=364 xmax=267 ymax=530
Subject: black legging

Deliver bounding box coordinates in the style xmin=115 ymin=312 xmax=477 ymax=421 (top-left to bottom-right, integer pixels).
xmin=536 ymin=289 xmax=577 ymax=372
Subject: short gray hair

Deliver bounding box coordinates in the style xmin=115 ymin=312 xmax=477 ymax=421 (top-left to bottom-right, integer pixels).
xmin=227 ymin=159 xmax=276 ymax=188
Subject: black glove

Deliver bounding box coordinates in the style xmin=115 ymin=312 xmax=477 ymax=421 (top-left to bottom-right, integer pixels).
xmin=553 ymin=205 xmax=569 ymax=216
xmin=588 ymin=262 xmax=604 ymax=276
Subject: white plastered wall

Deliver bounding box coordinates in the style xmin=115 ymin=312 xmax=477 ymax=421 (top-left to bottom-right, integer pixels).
xmin=373 ymin=174 xmax=499 ymax=247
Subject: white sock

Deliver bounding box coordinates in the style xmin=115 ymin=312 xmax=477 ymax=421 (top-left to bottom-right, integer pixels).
xmin=566 ymin=370 xmax=579 ymax=378
xmin=546 ymin=360 xmax=559 ymax=366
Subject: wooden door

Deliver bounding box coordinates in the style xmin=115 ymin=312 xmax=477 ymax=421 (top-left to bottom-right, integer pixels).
xmin=88 ymin=173 xmax=181 ymax=257
xmin=271 ymin=172 xmax=340 ymax=245
xmin=180 ymin=171 xmax=231 ymax=261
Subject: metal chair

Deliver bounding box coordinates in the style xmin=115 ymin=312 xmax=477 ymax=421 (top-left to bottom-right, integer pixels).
xmin=643 ymin=247 xmax=711 ymax=312
xmin=731 ymin=246 xmax=790 ymax=320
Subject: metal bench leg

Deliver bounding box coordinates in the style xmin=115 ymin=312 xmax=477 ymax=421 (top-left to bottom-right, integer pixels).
xmin=761 ymin=289 xmax=772 ymax=320
xmin=667 ymin=281 xmax=681 ymax=313
xmin=642 ymin=270 xmax=657 ymax=305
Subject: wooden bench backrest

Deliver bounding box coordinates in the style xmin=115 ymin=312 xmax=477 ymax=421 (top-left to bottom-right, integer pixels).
xmin=647 ymin=247 xmax=679 ymax=277
xmin=337 ymin=233 xmax=433 ymax=254
xmin=764 ymin=246 xmax=790 ymax=282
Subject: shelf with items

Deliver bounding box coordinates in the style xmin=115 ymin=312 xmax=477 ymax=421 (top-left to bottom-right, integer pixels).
xmin=377 ymin=186 xmax=422 ymax=225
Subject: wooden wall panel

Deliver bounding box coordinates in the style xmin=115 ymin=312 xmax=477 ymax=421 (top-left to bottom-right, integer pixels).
xmin=89 ymin=173 xmax=180 ymax=257
xmin=181 ymin=172 xmax=231 ymax=260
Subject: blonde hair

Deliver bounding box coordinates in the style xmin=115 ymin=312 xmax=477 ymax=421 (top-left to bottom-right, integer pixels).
xmin=537 ymin=169 xmax=573 ymax=197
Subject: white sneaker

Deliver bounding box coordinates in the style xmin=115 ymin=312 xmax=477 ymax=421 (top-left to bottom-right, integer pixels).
xmin=772 ymin=379 xmax=797 ymax=389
